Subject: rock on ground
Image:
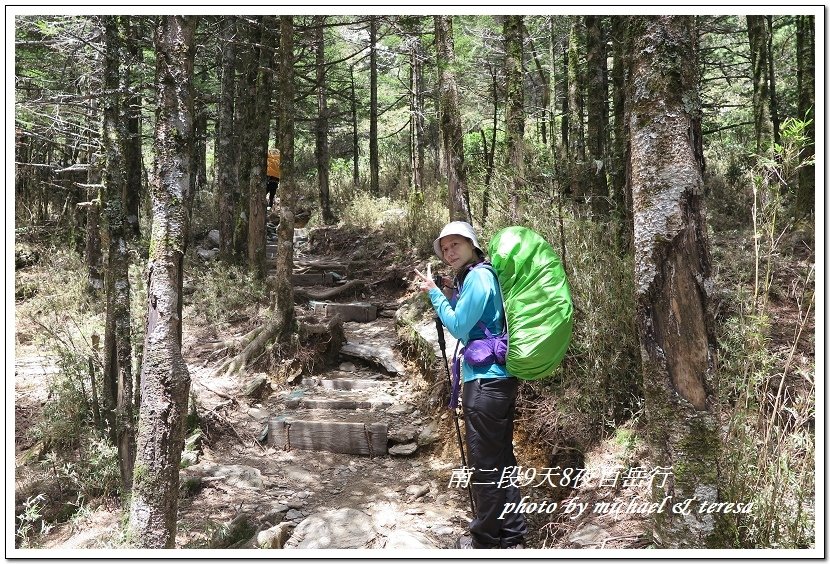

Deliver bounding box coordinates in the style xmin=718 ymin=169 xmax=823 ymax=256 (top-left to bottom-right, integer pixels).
xmin=284 ymin=508 xmax=377 ymax=549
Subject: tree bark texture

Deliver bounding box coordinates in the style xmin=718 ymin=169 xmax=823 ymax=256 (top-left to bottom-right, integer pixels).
xmin=407 ymin=19 xmax=425 ymax=198
xmin=585 ymin=15 xmax=609 ymax=217
xmin=217 ymin=16 xmax=238 ymax=260
xmin=746 ymin=15 xmax=771 ymax=155
xmin=435 ymin=15 xmax=471 ymax=222
xmin=128 ymin=15 xmax=197 ymax=549
xmin=247 ymin=16 xmax=274 ymax=278
xmin=795 ymin=15 xmax=815 ymax=217
xmin=315 ymin=16 xmax=334 ymax=224
xmin=350 ymin=64 xmax=360 ymax=189
xmin=122 ymin=16 xmax=143 ymax=239
xmin=628 ymin=15 xmax=723 ymax=548
xmin=567 ymin=20 xmax=586 ymax=199
xmin=274 ymin=16 xmax=296 ymax=327
xmin=369 ymin=17 xmax=380 ymax=196
xmin=100 ymin=15 xmax=135 ymax=492
xmin=610 ymin=16 xmax=632 ymax=250
xmin=503 ymin=15 xmax=525 ymax=223
xmin=234 ymin=21 xmax=258 ymax=256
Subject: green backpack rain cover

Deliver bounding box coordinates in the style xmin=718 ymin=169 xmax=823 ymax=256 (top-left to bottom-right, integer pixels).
xmin=488 ymin=226 xmax=573 ymax=380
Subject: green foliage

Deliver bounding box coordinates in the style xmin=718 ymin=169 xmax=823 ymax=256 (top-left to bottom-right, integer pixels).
xmin=15 ymin=494 xmax=53 ymax=548
xmin=338 ymin=189 xmax=448 ymax=257
xmin=713 ymin=129 xmax=816 ymax=548
xmin=185 ymin=259 xmax=268 ymax=326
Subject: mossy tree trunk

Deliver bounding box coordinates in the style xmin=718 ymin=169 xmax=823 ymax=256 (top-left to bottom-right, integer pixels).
xmin=435 ymin=15 xmax=471 ymax=223
xmin=217 ymin=15 xmax=238 ymax=261
xmin=503 ymin=15 xmax=525 ymax=223
xmin=100 ymin=15 xmax=136 ymax=492
xmin=628 ymin=15 xmax=725 ymax=548
xmin=128 ymin=15 xmax=198 ymax=549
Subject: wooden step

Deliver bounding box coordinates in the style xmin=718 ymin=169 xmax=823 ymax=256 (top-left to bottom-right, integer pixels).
xmin=311 ymin=301 xmax=377 ymax=322
xmin=269 ymin=418 xmax=387 ymax=456
xmin=293 ymin=273 xmax=336 ymax=286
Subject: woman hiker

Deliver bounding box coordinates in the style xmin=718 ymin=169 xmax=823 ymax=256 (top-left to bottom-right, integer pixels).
xmin=414 ymin=221 xmax=528 ymax=549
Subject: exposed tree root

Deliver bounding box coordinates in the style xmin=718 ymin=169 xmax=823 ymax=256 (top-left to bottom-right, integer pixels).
xmin=294 ymin=279 xmax=366 ymax=301
xmin=214 ymin=317 xmax=285 ymax=379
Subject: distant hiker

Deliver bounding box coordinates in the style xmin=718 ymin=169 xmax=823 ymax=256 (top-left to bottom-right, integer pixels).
xmin=266 ymin=148 xmax=280 ymax=209
xmin=414 ymin=221 xmax=528 ymax=550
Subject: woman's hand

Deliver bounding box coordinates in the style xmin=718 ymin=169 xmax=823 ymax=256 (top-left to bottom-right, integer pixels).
xmin=414 ymin=263 xmax=438 ymax=293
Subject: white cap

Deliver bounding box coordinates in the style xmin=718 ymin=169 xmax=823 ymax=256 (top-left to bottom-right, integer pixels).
xmin=433 ymin=221 xmax=484 ymax=261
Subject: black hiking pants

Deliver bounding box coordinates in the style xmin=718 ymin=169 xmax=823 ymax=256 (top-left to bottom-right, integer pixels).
xmin=266 ymin=175 xmax=279 ymax=208
xmin=463 ymin=376 xmax=528 ymax=548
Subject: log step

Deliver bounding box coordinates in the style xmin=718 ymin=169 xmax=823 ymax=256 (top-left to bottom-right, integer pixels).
xmin=311 ymin=301 xmax=377 ymax=322
xmin=268 ymin=418 xmax=387 ymax=456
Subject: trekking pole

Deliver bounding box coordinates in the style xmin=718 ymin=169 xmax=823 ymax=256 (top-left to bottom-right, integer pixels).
xmin=434 ymin=308 xmax=476 ymax=515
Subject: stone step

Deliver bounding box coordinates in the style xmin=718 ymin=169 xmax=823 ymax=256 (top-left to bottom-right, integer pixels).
xmin=317 ymin=378 xmax=388 ymax=391
xmin=269 ymin=417 xmax=387 ymax=456
xmin=311 ymin=301 xmax=377 ymax=322
xmin=284 ymin=396 xmax=393 ymax=411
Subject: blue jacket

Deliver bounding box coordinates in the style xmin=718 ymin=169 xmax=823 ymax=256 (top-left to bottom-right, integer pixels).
xmin=428 ymin=265 xmax=509 ymax=382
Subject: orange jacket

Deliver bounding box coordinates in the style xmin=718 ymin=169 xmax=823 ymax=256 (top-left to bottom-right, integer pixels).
xmin=267 ymin=149 xmax=281 ymax=178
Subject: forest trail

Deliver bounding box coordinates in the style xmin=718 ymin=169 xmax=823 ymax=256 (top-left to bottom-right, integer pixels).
xmin=172 ymin=225 xmax=473 ymax=549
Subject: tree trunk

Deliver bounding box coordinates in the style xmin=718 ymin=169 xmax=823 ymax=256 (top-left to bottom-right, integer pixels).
xmin=122 ymin=16 xmax=143 ymax=240
xmin=585 ymin=15 xmax=609 ymax=217
xmin=795 ymin=15 xmax=815 ymax=217
xmin=100 ymin=15 xmax=135 ymax=493
xmin=217 ymin=16 xmax=238 ymax=261
xmin=766 ymin=16 xmax=781 ymax=151
xmin=247 ymin=16 xmax=274 ymax=279
xmin=628 ymin=15 xmax=724 ymax=548
xmin=435 ymin=15 xmax=471 ymax=222
xmin=610 ymin=16 xmax=631 ymax=250
xmin=350 ymin=64 xmax=360 ymax=189
xmin=85 ymin=170 xmax=104 ymax=294
xmin=194 ymin=99 xmax=208 ymax=195
xmin=567 ymin=20 xmax=586 ymax=200
xmin=234 ymin=20 xmax=257 ymax=256
xmin=481 ymin=65 xmax=499 ymax=223
xmin=315 ymin=16 xmax=334 ymax=224
xmin=128 ymin=15 xmax=198 ymax=549
xmin=274 ymin=16 xmax=296 ymax=327
xmin=503 ymin=15 xmax=525 ymax=223
xmin=369 ymin=17 xmax=380 ymax=196
xmin=528 ymin=34 xmax=550 ymax=146
xmin=407 ymin=19 xmax=425 ymax=199
xmin=747 ymin=15 xmax=771 ymax=155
